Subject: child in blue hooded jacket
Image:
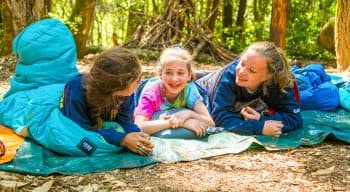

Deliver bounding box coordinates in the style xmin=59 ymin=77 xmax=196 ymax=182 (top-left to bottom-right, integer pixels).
xmin=196 ymin=42 xmax=302 ymax=137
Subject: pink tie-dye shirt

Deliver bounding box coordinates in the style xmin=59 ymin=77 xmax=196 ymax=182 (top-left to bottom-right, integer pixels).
xmin=134 ymin=78 xmax=203 ymax=119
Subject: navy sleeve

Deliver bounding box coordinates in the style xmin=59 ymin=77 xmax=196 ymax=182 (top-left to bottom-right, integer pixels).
xmin=60 ymin=75 xmax=92 ymax=130
xmin=116 ymin=94 xmax=141 ymax=133
xmin=96 ymin=129 xmax=126 ymax=146
xmin=263 ymin=87 xmax=303 ymax=132
xmin=211 ymin=66 xmax=265 ymax=135
xmin=98 ymin=95 xmax=140 ymax=146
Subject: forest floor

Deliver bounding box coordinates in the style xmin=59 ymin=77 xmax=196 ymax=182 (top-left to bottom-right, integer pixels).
xmin=0 ymin=55 xmax=349 ymax=192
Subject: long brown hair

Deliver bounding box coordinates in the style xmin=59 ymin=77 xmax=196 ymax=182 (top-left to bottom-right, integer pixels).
xmin=243 ymin=41 xmax=293 ymax=94
xmin=83 ymin=48 xmax=141 ymax=128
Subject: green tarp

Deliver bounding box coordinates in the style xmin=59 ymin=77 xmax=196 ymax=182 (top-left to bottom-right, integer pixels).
xmin=1 ymin=109 xmax=349 ymax=175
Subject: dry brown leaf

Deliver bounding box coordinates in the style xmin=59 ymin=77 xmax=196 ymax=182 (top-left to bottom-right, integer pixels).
xmin=31 ymin=180 xmax=54 ymax=192
xmin=82 ymin=184 xmax=93 ymax=192
xmin=0 ymin=180 xmax=28 ymax=188
xmin=311 ymin=166 xmax=335 ymax=176
xmin=111 ymin=180 xmax=127 ymax=187
xmin=332 ymin=186 xmax=346 ymax=191
xmin=295 ymin=177 xmax=312 ymax=185
xmin=77 ymin=175 xmax=91 ymax=185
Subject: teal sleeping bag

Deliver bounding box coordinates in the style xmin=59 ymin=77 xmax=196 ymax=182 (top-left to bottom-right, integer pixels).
xmin=0 ymin=19 xmax=126 ymax=156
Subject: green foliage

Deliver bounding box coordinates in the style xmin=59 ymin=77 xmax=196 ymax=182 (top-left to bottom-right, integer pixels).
xmin=220 ymin=0 xmax=336 ymax=60
xmin=49 ymin=0 xmax=79 ymax=34
xmin=286 ymin=0 xmax=336 ymax=59
xmin=43 ymin=0 xmax=337 ymax=60
xmin=220 ymin=0 xmax=271 ymax=55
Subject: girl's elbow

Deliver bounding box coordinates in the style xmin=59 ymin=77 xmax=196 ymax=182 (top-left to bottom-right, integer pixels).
xmin=135 ymin=121 xmax=146 ymax=130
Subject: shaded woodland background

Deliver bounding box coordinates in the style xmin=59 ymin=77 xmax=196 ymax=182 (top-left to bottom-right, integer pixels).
xmin=0 ymin=2 xmax=350 ymax=191
xmin=0 ymin=0 xmax=349 ymax=73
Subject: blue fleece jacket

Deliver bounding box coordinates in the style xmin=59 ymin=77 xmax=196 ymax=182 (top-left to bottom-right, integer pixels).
xmin=196 ymin=59 xmax=302 ymax=135
xmin=60 ymin=75 xmax=140 ymax=145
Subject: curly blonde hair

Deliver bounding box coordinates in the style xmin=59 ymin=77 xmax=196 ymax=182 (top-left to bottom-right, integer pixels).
xmin=242 ymin=41 xmax=294 ymax=94
xmin=83 ymin=48 xmax=141 ymax=128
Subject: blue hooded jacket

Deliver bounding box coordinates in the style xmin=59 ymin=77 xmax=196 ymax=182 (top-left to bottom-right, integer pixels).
xmin=196 ymin=59 xmax=303 ymax=135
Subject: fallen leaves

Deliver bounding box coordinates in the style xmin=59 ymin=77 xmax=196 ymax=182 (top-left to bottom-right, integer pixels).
xmin=0 ymin=57 xmax=349 ymax=191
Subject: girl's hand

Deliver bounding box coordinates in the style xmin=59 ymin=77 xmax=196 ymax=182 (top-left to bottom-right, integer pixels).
xmin=172 ymin=110 xmax=192 ymax=123
xmin=262 ymin=120 xmax=283 ymax=137
xmin=161 ymin=110 xmax=194 ymax=129
xmin=162 ymin=114 xmax=181 ymax=128
xmin=240 ymin=106 xmax=261 ymax=120
xmin=121 ymin=132 xmax=154 ymax=155
xmin=169 ymin=114 xmax=182 ymax=128
xmin=183 ymin=119 xmax=207 ymax=137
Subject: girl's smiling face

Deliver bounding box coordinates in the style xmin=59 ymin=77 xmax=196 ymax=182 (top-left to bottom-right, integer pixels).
xmin=235 ymin=49 xmax=272 ymax=92
xmin=159 ymin=59 xmax=192 ymax=100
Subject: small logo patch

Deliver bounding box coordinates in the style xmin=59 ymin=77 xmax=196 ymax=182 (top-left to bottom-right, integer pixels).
xmin=77 ymin=137 xmax=96 ymax=155
xmin=0 ymin=140 xmax=5 ymax=157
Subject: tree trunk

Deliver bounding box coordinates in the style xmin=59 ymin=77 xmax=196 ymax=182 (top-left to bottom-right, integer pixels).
xmin=151 ymin=0 xmax=158 ymax=15
xmin=253 ymin=0 xmax=269 ymax=40
xmin=0 ymin=7 xmax=2 ymax=24
xmin=0 ymin=0 xmax=50 ymax=55
xmin=269 ymin=0 xmax=288 ymax=49
xmin=70 ymin=0 xmax=96 ymax=59
xmin=126 ymin=3 xmax=144 ymax=42
xmin=236 ymin=0 xmax=247 ymax=43
xmin=205 ymin=0 xmax=212 ymax=19
xmin=318 ymin=17 xmax=335 ymax=55
xmin=222 ymin=0 xmax=233 ymax=39
xmin=207 ymin=0 xmax=220 ymax=32
xmin=126 ymin=10 xmax=138 ymax=41
xmin=335 ymin=0 xmax=350 ymax=75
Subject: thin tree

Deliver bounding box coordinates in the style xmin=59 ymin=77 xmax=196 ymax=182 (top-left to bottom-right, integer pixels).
xmin=222 ymin=0 xmax=233 ymax=39
xmin=126 ymin=3 xmax=144 ymax=41
xmin=0 ymin=0 xmax=51 ymax=55
xmin=207 ymin=0 xmax=220 ymax=32
xmin=69 ymin=0 xmax=96 ymax=59
xmin=236 ymin=0 xmax=247 ymax=43
xmin=335 ymin=0 xmax=350 ymax=75
xmin=269 ymin=0 xmax=288 ymax=49
xmin=253 ymin=0 xmax=269 ymax=41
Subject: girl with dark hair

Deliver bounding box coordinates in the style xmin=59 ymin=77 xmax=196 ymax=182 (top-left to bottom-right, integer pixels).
xmin=60 ymin=48 xmax=153 ymax=155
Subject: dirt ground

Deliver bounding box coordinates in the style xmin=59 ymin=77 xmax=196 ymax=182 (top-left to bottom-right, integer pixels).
xmin=0 ymin=56 xmax=349 ymax=192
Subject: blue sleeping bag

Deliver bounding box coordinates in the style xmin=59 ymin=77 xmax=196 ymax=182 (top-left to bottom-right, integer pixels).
xmin=292 ymin=64 xmax=339 ymax=110
xmin=0 ymin=19 xmax=122 ymax=156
